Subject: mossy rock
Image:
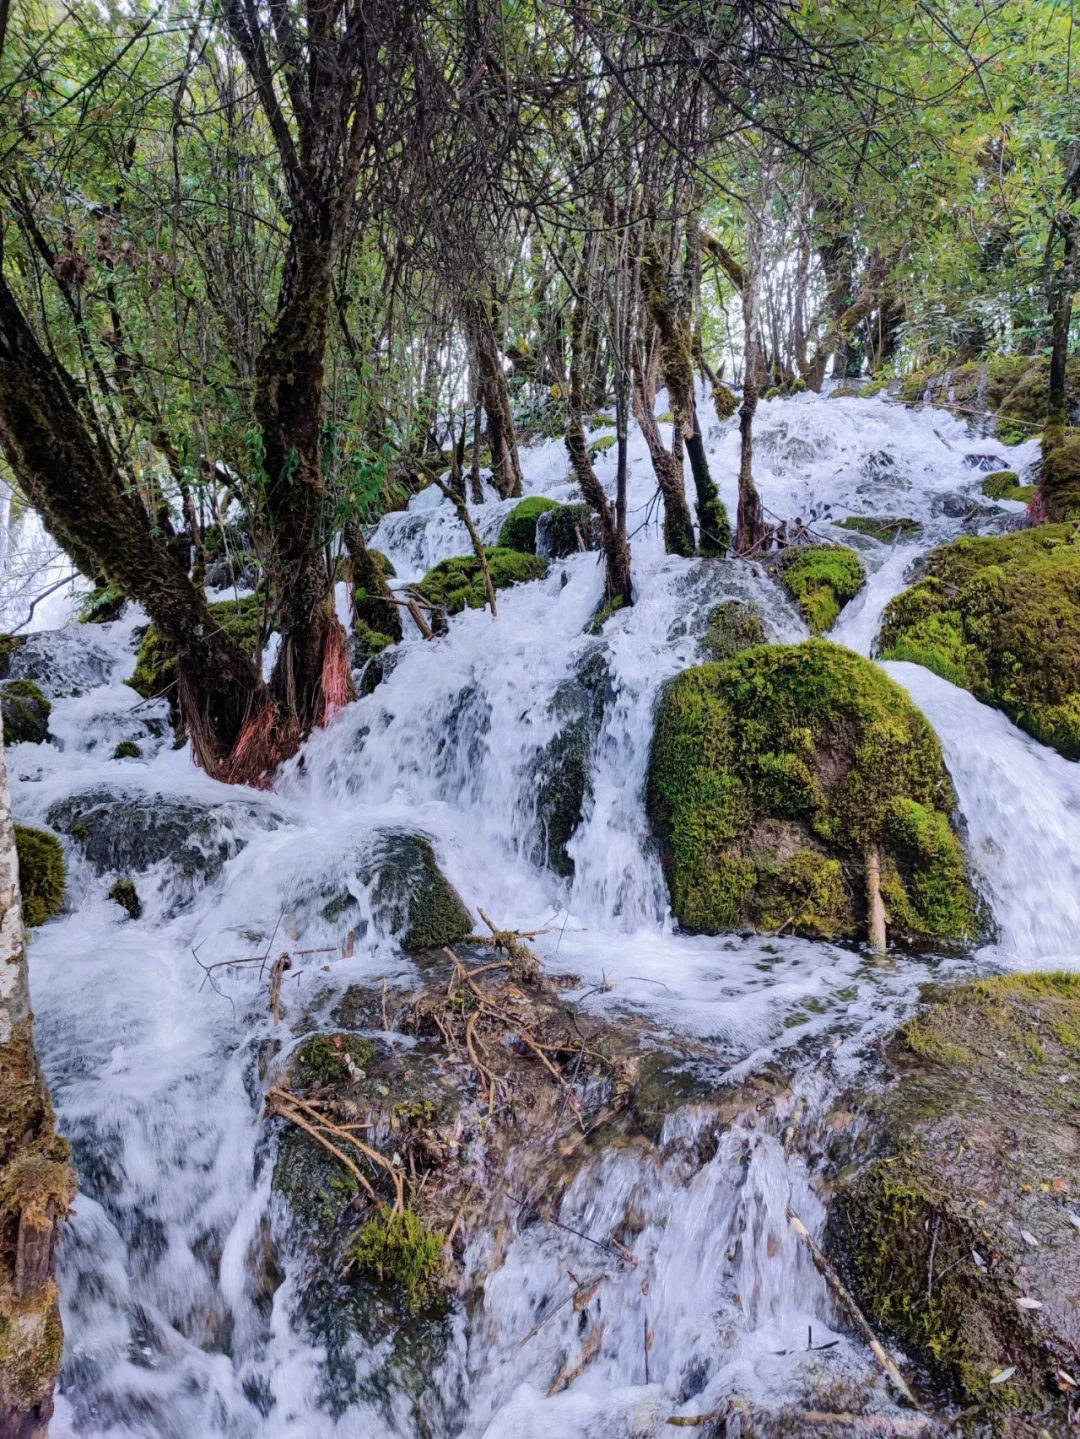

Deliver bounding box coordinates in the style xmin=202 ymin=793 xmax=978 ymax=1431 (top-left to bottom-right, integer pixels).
xmin=14 ymin=824 xmax=65 ymax=927
xmin=712 ymin=381 xmax=738 ymax=421
xmin=859 ymin=379 xmax=890 ymax=398
xmin=112 ymin=740 xmax=142 ymax=760
xmin=1041 ymin=433 xmax=1080 ymax=522
xmin=826 ymin=973 xmax=1080 ymax=1422
xmin=349 ymin=1208 xmax=445 ymax=1312
xmin=646 ymin=641 xmax=977 ymax=944
xmin=1 ymin=680 xmax=50 ymax=746
xmin=497 ymin=497 xmax=560 ymax=554
xmin=829 ymin=385 xmax=861 ymax=399
xmin=879 ymin=524 xmax=1080 ymax=758
xmin=977 ymin=469 xmax=1037 ymax=506
xmin=656 ymin=410 xmax=675 ymax=424
xmin=108 ymin=877 xmax=141 ymax=919
xmin=130 ymin=594 xmax=264 ymax=701
xmin=836 ymin=515 xmax=923 ymax=541
xmin=415 ymin=549 xmax=548 ymax=615
xmin=699 ymin=600 xmax=767 ymax=662
xmin=535 ymin=503 xmax=600 ymax=559
xmin=588 ymin=434 xmax=616 ymax=457
xmin=769 ymin=544 xmax=866 ymax=634
xmin=0 ymin=633 xmax=27 ymax=679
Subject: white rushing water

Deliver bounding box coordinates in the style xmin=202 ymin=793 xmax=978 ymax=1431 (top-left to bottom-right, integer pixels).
xmin=4 ymin=389 xmax=1067 ymax=1437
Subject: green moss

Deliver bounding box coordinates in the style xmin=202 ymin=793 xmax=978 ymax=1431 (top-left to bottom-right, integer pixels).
xmin=589 ymin=413 xmax=615 ymax=428
xmin=900 ymin=369 xmax=927 ymax=403
xmin=130 ymin=594 xmax=264 ymax=700
xmin=699 ymin=600 xmax=767 ymax=662
xmin=0 ymin=633 xmax=26 ymax=680
xmin=112 ymin=740 xmax=142 ymax=759
xmin=836 ymin=515 xmax=923 ymax=541
xmin=771 ymin=545 xmax=866 ymax=634
xmin=588 ymin=594 xmax=626 ymax=635
xmin=980 ymin=470 xmax=1020 ymax=499
xmin=763 ymin=386 xmax=781 ymax=401
xmin=859 ymin=379 xmax=890 ymax=398
xmin=498 ymin=497 xmax=560 ymax=554
xmin=14 ymin=824 xmax=65 ymax=927
xmin=1040 ymin=432 xmax=1080 ymax=521
xmin=656 ymin=410 xmax=675 ymax=424
xmin=1 ymin=680 xmax=50 ymax=745
xmin=352 ymin=619 xmax=393 ymax=662
xmin=829 ymin=385 xmax=860 ymax=399
xmin=646 ymin=641 xmax=976 ymax=942
xmin=880 ymin=524 xmax=1080 ymax=758
xmin=349 ymin=1207 xmax=445 ymax=1311
xmin=292 ymin=1033 xmax=375 ymax=1089
xmin=108 ymin=877 xmax=141 ymax=919
xmin=541 ymin=503 xmax=597 ymax=559
xmin=712 ymin=382 xmax=738 ymax=421
xmin=415 ymin=548 xmax=548 ymax=615
xmin=588 ymin=434 xmax=616 ymax=456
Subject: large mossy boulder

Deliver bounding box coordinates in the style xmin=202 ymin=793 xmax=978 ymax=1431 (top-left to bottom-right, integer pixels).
xmin=498 ymin=496 xmax=560 ymax=553
xmin=0 ymin=680 xmax=51 ymax=746
xmin=769 ymin=544 xmax=866 ymax=635
xmin=879 ymin=524 xmax=1080 ymax=759
xmin=130 ymin=594 xmax=263 ymax=701
xmin=826 ymin=973 xmax=1080 ymax=1427
xmin=647 ymin=641 xmax=977 ymax=943
xmin=14 ymin=824 xmax=66 ymax=926
xmin=414 ymin=548 xmax=547 ymax=616
xmin=1040 ymin=433 xmax=1080 ymax=522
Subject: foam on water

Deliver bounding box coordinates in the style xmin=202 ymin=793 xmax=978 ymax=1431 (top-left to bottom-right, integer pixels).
xmin=7 ymin=389 xmax=1056 ymax=1437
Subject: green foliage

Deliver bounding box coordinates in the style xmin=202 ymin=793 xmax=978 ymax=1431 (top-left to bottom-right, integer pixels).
xmin=1 ymin=680 xmax=50 ymax=746
xmin=14 ymin=824 xmax=65 ymax=927
xmin=880 ymin=524 xmax=1080 ymax=758
xmin=77 ymin=583 xmax=127 ymax=623
xmin=350 ymin=1207 xmax=445 ymax=1311
xmin=772 ymin=545 xmax=866 ymax=634
xmin=498 ymin=497 xmax=560 ymax=554
xmin=130 ymin=595 xmax=264 ymax=700
xmin=647 ymin=641 xmax=976 ymax=942
xmin=415 ymin=549 xmax=547 ymax=614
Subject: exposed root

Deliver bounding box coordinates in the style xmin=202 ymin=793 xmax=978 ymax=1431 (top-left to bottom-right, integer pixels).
xmin=318 ymin=617 xmax=352 ymax=724
xmin=220 ymin=700 xmax=300 ymax=790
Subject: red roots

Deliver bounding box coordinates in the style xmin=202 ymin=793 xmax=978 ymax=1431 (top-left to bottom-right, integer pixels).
xmin=318 ymin=618 xmax=351 ymax=726
xmin=221 ymin=701 xmax=300 ymax=790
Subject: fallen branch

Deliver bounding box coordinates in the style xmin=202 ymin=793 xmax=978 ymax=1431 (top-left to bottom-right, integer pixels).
xmin=787 ymin=1207 xmax=922 ymax=1410
xmin=269 ymin=1086 xmax=405 ymax=1210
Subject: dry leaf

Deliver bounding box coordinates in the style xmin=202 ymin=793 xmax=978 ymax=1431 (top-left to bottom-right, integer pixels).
xmin=1020 ymin=1229 xmax=1039 ymax=1248
xmin=990 ymin=1366 xmax=1016 ymax=1385
xmin=1016 ymin=1296 xmax=1043 ymax=1310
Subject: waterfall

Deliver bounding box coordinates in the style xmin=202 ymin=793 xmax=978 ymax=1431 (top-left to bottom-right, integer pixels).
xmin=7 ymin=391 xmax=1060 ymax=1437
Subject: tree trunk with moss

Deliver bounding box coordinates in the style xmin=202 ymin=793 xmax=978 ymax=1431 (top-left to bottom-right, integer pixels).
xmin=0 ymin=270 xmax=266 ymax=782
xmin=632 ymin=335 xmax=696 ymax=558
xmin=736 ymin=236 xmax=767 ymax=555
xmin=464 ymin=293 xmax=523 ymax=500
xmin=0 ymin=731 xmax=75 ymax=1438
xmin=644 ymin=249 xmax=730 ymax=557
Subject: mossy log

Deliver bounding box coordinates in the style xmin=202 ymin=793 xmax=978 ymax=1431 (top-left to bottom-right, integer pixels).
xmin=826 ymin=973 xmax=1080 ymax=1426
xmin=647 ymin=641 xmax=978 ymax=944
xmin=880 ymin=524 xmax=1080 ymax=758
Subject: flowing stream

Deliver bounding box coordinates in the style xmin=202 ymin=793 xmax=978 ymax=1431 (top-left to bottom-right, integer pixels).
xmin=6 ymin=389 xmax=1070 ymax=1438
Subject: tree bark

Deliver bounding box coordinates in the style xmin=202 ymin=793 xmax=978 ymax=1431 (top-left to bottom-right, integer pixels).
xmin=0 ymin=731 xmax=76 ymax=1438
xmin=633 ymin=335 xmax=696 ymax=558
xmin=0 ymin=271 xmax=266 ymax=782
xmin=465 ymin=293 xmax=523 ymax=500
xmin=736 ymin=228 xmax=766 ymax=555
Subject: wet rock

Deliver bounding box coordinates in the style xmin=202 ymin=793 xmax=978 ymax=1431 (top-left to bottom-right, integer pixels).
xmin=647 ymin=640 xmax=979 ymax=944
xmin=46 ymin=785 xmax=284 ymax=896
xmin=963 ymin=451 xmax=1008 ymax=472
xmin=205 ymin=555 xmax=261 ymax=590
xmin=699 ymin=600 xmax=767 ymax=662
xmin=0 ymin=680 xmax=51 ymax=745
xmin=880 ymin=524 xmax=1080 ymax=759
xmin=766 ymin=544 xmax=866 ymax=635
xmin=835 ymin=515 xmax=924 ymax=542
xmin=826 ymin=973 xmax=1080 ymax=1430
xmin=535 ymin=503 xmax=601 ymax=560
xmin=498 ymin=496 xmax=560 ymax=553
xmin=3 ymin=627 xmax=114 ymax=698
xmin=108 ymin=878 xmax=142 ymax=920
xmin=529 ymin=647 xmax=614 ymax=877
xmin=933 ymin=491 xmax=997 ymax=520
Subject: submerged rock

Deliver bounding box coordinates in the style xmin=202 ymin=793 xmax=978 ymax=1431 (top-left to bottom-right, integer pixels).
xmin=529 ymin=648 xmax=614 ymax=876
xmin=0 ymin=680 xmax=51 ymax=746
xmin=46 ymin=785 xmax=284 ymax=896
xmin=880 ymin=524 xmax=1080 ymax=759
xmin=2 ymin=627 xmax=114 ymax=698
xmin=415 ymin=548 xmax=548 ymax=615
xmin=647 ymin=641 xmax=978 ymax=944
xmin=826 ymin=973 xmax=1080 ymax=1429
xmin=767 ymin=545 xmax=865 ymax=635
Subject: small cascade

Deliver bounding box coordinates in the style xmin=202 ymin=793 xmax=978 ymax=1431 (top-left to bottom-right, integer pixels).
xmin=4 ymin=390 xmax=1066 ymax=1437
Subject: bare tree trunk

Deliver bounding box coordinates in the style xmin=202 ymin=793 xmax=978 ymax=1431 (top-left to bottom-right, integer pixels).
xmin=0 ymin=731 xmax=75 ymax=1438
xmin=866 ymin=846 xmax=888 ymax=954
xmin=465 ymin=294 xmax=523 ymax=500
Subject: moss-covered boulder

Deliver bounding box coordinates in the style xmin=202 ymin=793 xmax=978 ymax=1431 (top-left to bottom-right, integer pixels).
xmin=1040 ymin=433 xmax=1080 ymax=522
xmin=0 ymin=634 xmax=27 ymax=679
xmin=535 ymin=503 xmax=601 ymax=559
xmin=699 ymin=600 xmax=767 ymax=662
xmin=130 ymin=594 xmax=263 ymax=701
xmin=769 ymin=544 xmax=866 ymax=634
xmin=879 ymin=524 xmax=1080 ymax=759
xmin=836 ymin=515 xmax=924 ymax=541
xmin=826 ymin=973 xmax=1080 ymax=1425
xmin=498 ymin=496 xmax=560 ymax=553
xmin=0 ymin=680 xmax=50 ymax=746
xmin=647 ymin=641 xmax=977 ymax=943
xmin=415 ymin=549 xmax=547 ymax=616
xmin=14 ymin=824 xmax=65 ymax=927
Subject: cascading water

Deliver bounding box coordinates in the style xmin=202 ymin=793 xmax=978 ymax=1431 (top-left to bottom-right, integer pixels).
xmin=5 ymin=389 xmax=1065 ymax=1438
